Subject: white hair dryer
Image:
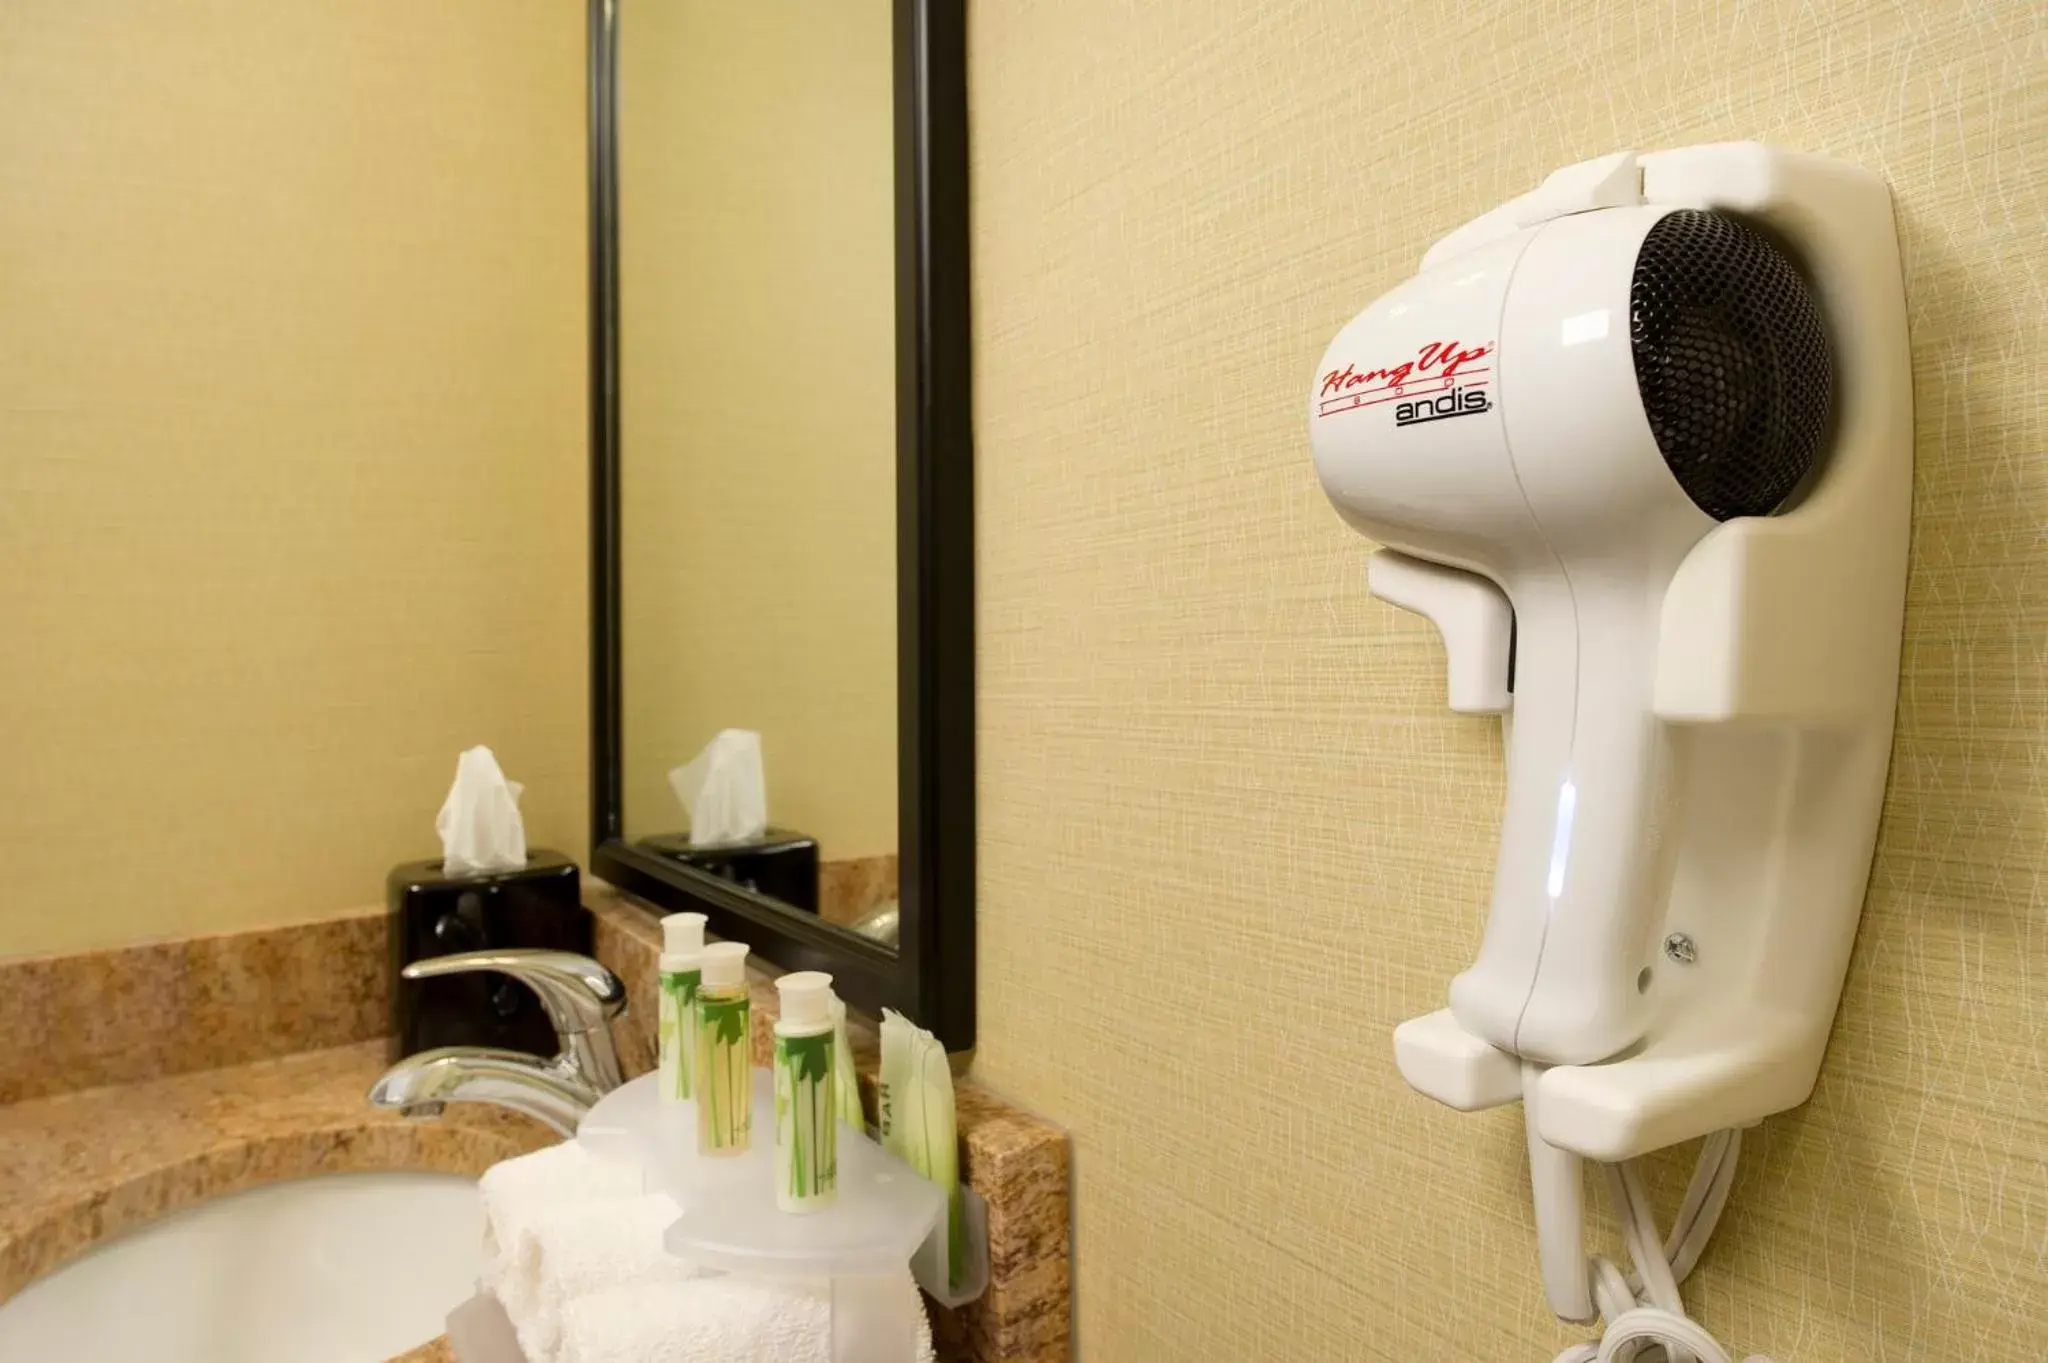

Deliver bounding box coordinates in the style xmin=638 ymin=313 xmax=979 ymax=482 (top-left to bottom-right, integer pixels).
xmin=1317 ymin=194 xmax=1837 ymax=1067
xmin=1309 ymin=146 xmax=1912 ymax=1352
xmin=1312 ymin=143 xmax=1911 ymax=1156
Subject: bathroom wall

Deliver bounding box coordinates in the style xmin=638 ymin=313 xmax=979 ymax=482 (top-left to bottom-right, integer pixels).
xmin=616 ymin=0 xmax=900 ymax=864
xmin=971 ymin=2 xmax=2046 ymax=1359
xmin=0 ymin=1 xmax=588 ymax=957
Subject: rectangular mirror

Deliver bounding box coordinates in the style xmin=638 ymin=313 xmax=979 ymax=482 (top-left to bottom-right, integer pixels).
xmin=588 ymin=0 xmax=974 ymax=1050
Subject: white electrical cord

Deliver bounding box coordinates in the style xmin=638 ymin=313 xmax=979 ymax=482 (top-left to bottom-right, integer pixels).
xmin=1519 ymin=1061 xmax=1771 ymax=1363
xmin=1547 ymin=1127 xmax=1771 ymax=1363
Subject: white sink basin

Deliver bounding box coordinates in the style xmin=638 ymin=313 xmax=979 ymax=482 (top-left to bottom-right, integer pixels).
xmin=0 ymin=1171 xmax=481 ymax=1363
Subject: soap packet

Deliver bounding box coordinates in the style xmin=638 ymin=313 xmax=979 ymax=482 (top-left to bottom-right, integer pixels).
xmin=879 ymin=1009 xmax=963 ymax=1290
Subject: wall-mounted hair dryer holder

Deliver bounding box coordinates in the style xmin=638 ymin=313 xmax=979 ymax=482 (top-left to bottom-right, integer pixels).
xmin=1378 ymin=143 xmax=1910 ymax=1167
xmin=1313 ymin=140 xmax=1911 ymax=1352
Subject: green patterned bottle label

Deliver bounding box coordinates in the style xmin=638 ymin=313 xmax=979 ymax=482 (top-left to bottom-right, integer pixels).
xmin=658 ymin=968 xmax=701 ymax=1102
xmin=775 ymin=1030 xmax=838 ymax=1210
xmin=696 ymin=990 xmax=752 ymax=1154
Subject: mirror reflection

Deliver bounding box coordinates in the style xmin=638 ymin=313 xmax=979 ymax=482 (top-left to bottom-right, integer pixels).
xmin=618 ymin=0 xmax=900 ymax=947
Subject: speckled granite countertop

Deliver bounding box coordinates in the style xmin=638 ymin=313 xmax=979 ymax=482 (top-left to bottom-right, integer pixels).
xmin=0 ymin=1041 xmax=552 ymax=1359
xmin=0 ymin=887 xmax=1069 ymax=1362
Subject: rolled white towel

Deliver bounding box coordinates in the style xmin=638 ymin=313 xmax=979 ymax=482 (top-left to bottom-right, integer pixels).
xmin=504 ymin=1193 xmax=701 ymax=1362
xmin=478 ymin=1140 xmax=645 ymax=1327
xmin=557 ymin=1273 xmax=934 ymax=1363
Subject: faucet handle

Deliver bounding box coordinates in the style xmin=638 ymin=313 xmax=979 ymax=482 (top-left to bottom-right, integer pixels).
xmin=403 ymin=948 xmax=627 ymax=1040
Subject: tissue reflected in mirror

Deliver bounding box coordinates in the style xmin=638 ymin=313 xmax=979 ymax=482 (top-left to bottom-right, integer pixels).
xmin=667 ymin=730 xmax=768 ymax=846
xmin=615 ymin=0 xmax=901 ymax=948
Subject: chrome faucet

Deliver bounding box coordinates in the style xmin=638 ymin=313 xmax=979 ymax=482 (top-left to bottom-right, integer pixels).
xmin=369 ymin=948 xmax=628 ymax=1137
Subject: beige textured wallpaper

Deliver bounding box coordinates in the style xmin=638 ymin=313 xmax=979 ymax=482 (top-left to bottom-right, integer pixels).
xmin=617 ymin=0 xmax=899 ymax=861
xmin=0 ymin=2 xmax=588 ymax=958
xmin=970 ymin=2 xmax=2046 ymax=1360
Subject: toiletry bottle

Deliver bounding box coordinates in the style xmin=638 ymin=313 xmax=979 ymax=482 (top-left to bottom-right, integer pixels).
xmin=657 ymin=912 xmax=708 ymax=1105
xmin=695 ymin=941 xmax=752 ymax=1155
xmin=773 ymin=972 xmax=839 ymax=1212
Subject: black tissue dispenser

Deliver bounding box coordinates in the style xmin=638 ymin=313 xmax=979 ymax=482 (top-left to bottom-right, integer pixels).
xmin=387 ymin=850 xmax=589 ymax=1062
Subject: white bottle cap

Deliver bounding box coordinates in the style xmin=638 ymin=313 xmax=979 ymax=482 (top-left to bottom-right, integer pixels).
xmin=699 ymin=940 xmax=750 ymax=988
xmin=661 ymin=912 xmax=707 ymax=967
xmin=775 ymin=971 xmax=835 ymax=1027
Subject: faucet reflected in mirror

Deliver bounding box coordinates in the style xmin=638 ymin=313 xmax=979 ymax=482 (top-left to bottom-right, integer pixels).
xmin=370 ymin=949 xmax=627 ymax=1138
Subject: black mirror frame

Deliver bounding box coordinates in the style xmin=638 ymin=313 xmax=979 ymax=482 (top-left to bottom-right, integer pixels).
xmin=585 ymin=0 xmax=974 ymax=1052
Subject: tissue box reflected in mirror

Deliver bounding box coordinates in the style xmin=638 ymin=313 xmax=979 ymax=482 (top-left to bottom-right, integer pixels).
xmin=634 ymin=830 xmax=821 ymax=914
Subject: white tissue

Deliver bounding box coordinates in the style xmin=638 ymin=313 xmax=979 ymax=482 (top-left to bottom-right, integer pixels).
xmin=667 ymin=729 xmax=768 ymax=845
xmin=437 ymin=745 xmax=528 ymax=876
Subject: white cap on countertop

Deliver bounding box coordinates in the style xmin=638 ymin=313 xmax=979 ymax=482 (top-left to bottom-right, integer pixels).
xmin=699 ymin=940 xmax=749 ymax=989
xmin=660 ymin=912 xmax=708 ymax=972
xmin=775 ymin=971 xmax=835 ymax=1028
